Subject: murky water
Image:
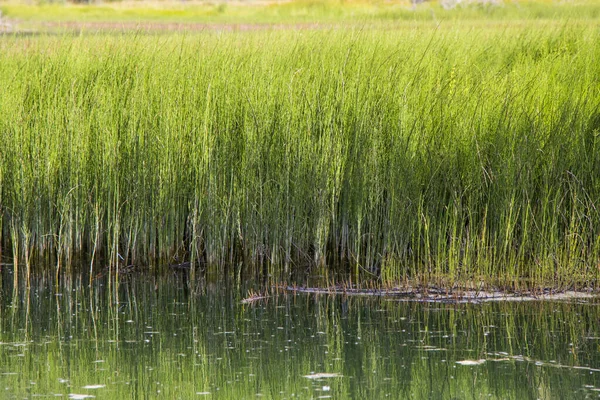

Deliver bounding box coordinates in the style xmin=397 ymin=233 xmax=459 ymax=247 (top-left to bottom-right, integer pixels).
xmin=0 ymin=273 xmax=599 ymax=399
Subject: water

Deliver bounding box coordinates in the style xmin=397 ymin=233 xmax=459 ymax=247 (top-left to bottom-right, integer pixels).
xmin=0 ymin=273 xmax=599 ymax=399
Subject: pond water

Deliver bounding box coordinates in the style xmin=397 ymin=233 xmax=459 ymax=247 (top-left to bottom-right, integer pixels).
xmin=0 ymin=273 xmax=599 ymax=399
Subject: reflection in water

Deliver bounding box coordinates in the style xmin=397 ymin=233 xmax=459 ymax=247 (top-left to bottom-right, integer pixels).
xmin=0 ymin=273 xmax=598 ymax=399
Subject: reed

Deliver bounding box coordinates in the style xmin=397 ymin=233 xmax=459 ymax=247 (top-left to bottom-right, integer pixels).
xmin=0 ymin=22 xmax=599 ymax=288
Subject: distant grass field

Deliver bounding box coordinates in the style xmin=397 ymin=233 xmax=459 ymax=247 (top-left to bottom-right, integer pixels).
xmin=0 ymin=1 xmax=599 ymax=289
xmin=1 ymin=0 xmax=600 ymax=27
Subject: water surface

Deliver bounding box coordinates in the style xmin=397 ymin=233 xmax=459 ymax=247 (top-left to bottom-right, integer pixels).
xmin=0 ymin=274 xmax=599 ymax=399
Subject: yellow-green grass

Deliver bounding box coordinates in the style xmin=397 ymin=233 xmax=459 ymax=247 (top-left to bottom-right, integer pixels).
xmin=0 ymin=21 xmax=599 ymax=288
xmin=1 ymin=0 xmax=599 ymax=28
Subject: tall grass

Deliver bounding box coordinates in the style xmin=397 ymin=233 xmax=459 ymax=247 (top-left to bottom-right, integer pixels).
xmin=0 ymin=24 xmax=599 ymax=287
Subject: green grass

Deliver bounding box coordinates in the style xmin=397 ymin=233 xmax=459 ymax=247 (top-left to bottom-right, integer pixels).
xmin=0 ymin=17 xmax=599 ymax=288
xmin=1 ymin=0 xmax=600 ymax=26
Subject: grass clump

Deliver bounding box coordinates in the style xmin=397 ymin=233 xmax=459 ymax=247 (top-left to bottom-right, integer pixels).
xmin=0 ymin=23 xmax=599 ymax=289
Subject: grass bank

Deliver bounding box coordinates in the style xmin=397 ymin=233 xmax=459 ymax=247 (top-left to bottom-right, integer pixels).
xmin=0 ymin=21 xmax=599 ymax=289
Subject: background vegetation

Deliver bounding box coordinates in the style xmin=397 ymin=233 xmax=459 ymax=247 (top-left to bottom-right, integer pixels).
xmin=1 ymin=0 xmax=600 ymax=27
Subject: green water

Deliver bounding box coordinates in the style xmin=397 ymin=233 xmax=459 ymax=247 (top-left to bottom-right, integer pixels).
xmin=0 ymin=273 xmax=599 ymax=399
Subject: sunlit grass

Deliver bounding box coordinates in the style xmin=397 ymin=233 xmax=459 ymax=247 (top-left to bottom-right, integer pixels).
xmin=0 ymin=19 xmax=599 ymax=288
xmin=0 ymin=0 xmax=599 ymax=26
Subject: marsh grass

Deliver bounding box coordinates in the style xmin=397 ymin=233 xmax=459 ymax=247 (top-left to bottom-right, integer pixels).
xmin=0 ymin=23 xmax=599 ymax=288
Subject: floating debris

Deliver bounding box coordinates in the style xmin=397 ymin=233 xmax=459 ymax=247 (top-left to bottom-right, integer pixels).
xmin=282 ymin=286 xmax=598 ymax=303
xmin=417 ymin=346 xmax=447 ymax=351
xmin=487 ymin=352 xmax=600 ymax=372
xmin=303 ymin=373 xmax=343 ymax=379
xmin=456 ymin=360 xmax=486 ymax=366
xmin=241 ymin=290 xmax=269 ymax=304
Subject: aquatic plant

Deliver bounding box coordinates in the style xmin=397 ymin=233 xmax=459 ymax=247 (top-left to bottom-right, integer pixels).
xmin=0 ymin=23 xmax=599 ymax=288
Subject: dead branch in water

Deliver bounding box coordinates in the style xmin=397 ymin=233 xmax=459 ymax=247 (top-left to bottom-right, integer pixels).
xmin=281 ymin=285 xmax=598 ymax=303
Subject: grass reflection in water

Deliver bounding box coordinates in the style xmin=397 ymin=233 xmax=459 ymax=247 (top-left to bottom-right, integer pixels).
xmin=0 ymin=274 xmax=598 ymax=399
